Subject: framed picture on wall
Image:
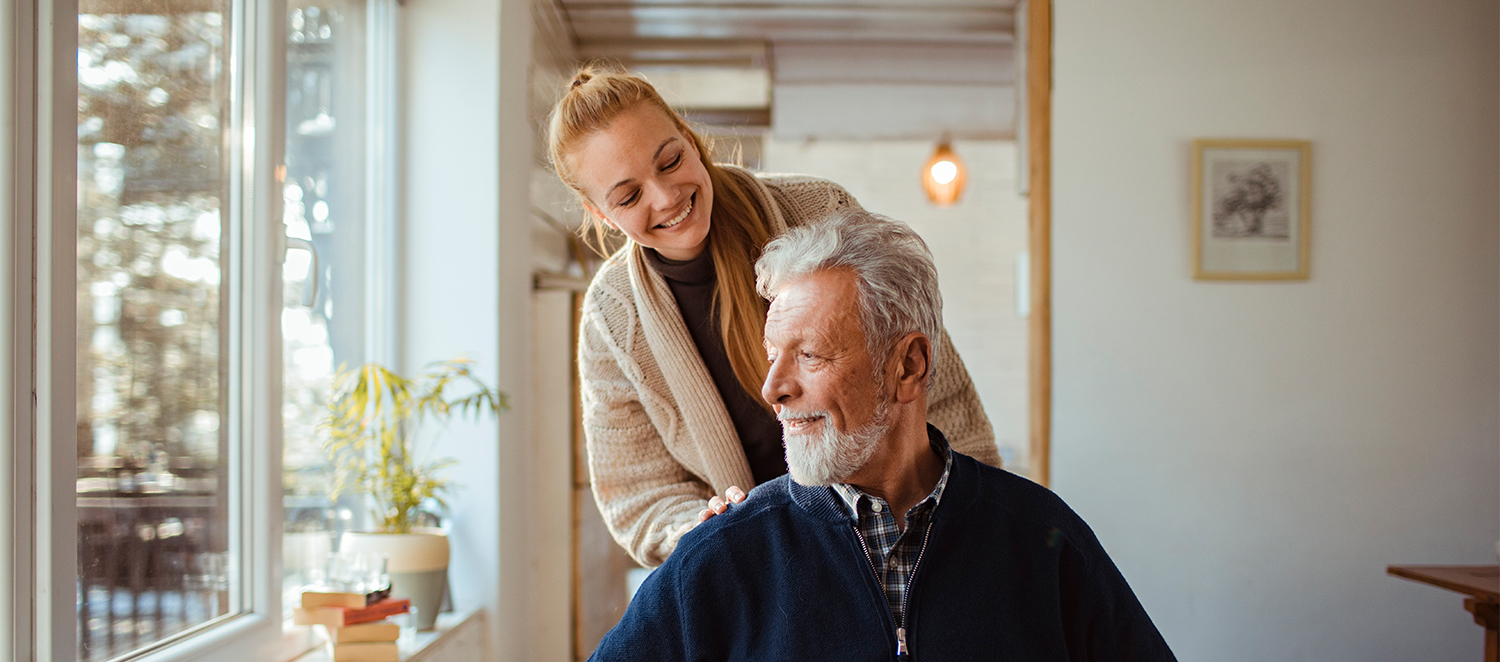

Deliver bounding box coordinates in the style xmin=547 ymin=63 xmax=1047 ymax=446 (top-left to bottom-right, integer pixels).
xmin=1192 ymin=139 xmax=1311 ymax=280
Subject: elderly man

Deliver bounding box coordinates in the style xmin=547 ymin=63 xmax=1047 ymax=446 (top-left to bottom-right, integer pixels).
xmin=590 ymin=210 xmax=1175 ymax=661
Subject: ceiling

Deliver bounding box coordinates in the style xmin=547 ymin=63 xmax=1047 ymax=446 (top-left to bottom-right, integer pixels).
xmin=542 ymin=0 xmax=1020 ymax=138
xmin=553 ymin=0 xmax=1018 ymax=68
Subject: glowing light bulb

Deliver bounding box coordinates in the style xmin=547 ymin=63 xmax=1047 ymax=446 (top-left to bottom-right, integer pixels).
xmin=930 ymin=160 xmax=958 ymax=185
xmin=921 ymin=138 xmax=966 ymax=206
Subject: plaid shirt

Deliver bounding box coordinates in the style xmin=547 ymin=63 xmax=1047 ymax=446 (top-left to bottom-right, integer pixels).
xmin=832 ymin=443 xmax=952 ymax=630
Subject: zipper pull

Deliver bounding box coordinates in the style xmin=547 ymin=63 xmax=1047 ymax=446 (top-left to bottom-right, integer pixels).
xmin=896 ymin=627 xmax=908 ymax=656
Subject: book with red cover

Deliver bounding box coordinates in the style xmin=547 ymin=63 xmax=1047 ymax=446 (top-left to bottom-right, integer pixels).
xmin=294 ymin=597 xmax=410 ymax=628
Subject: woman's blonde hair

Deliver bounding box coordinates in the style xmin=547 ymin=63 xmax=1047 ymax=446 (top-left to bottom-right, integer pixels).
xmin=548 ymin=64 xmax=772 ymax=409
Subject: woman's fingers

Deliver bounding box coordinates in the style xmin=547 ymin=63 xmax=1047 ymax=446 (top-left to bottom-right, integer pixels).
xmin=696 ymin=487 xmax=747 ymax=527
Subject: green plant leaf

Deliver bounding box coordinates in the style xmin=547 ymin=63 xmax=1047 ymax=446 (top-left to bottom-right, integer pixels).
xmin=320 ymin=356 xmax=507 ymax=533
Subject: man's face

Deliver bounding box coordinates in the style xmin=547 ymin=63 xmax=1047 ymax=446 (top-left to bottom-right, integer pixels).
xmin=762 ymin=269 xmax=892 ymax=485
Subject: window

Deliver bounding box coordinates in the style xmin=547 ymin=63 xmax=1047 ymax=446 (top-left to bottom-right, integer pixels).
xmin=10 ymin=0 xmax=397 ymax=658
xmin=75 ymin=5 xmax=237 ymax=660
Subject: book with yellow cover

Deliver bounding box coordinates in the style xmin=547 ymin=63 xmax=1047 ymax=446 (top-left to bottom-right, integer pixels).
xmin=329 ymin=620 xmax=400 ymax=644
xmin=301 ymin=591 xmax=365 ymax=610
xmin=301 ymin=586 xmax=392 ymax=610
xmin=330 ymin=641 xmax=398 ymax=662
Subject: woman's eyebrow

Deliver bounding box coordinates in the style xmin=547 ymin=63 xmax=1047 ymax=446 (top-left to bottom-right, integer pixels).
xmin=652 ymin=136 xmax=677 ymax=160
xmin=605 ymin=137 xmax=679 ymax=198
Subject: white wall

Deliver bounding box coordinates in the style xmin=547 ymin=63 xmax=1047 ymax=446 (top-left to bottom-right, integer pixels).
xmin=400 ymin=0 xmax=535 ymax=655
xmin=1052 ymin=1 xmax=1499 ymax=661
xmin=763 ymin=139 xmax=1030 ymax=469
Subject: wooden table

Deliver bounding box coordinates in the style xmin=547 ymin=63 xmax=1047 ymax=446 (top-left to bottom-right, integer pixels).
xmin=1388 ymin=565 xmax=1498 ymax=662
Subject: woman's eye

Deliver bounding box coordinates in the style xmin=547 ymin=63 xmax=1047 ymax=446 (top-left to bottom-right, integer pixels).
xmin=663 ymin=154 xmax=681 ymax=170
xmin=617 ymin=191 xmax=638 ymax=207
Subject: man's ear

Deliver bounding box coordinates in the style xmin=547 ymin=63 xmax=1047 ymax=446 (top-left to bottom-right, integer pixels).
xmin=582 ymin=201 xmax=618 ymax=231
xmin=889 ymin=332 xmax=931 ymax=404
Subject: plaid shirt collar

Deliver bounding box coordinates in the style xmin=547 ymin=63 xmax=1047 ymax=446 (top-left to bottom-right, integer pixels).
xmin=831 ymin=429 xmax=953 ymax=521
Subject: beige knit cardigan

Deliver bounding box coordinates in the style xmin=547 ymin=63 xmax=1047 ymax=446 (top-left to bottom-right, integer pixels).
xmin=577 ymin=166 xmax=1001 ymax=567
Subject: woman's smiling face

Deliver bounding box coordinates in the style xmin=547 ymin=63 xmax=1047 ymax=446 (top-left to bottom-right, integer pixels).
xmin=571 ymin=103 xmax=714 ymax=261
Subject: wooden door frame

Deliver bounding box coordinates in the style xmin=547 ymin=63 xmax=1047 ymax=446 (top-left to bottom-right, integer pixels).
xmin=1026 ymin=0 xmax=1054 ymax=487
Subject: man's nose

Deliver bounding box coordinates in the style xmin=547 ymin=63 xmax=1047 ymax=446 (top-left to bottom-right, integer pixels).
xmin=761 ymin=355 xmax=797 ymax=406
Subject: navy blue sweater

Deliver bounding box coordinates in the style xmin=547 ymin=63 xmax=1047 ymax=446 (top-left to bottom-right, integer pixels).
xmin=591 ymin=430 xmax=1176 ymax=661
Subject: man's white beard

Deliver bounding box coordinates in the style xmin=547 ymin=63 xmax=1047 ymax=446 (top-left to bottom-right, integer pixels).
xmin=781 ymin=402 xmax=892 ymax=486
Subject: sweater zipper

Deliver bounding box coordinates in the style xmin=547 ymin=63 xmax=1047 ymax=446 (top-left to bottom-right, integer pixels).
xmin=853 ymin=518 xmax=935 ymax=659
xmin=851 ymin=524 xmax=880 ymax=588
xmin=896 ymin=518 xmax=935 ymax=658
xmin=851 ymin=526 xmax=901 ymax=655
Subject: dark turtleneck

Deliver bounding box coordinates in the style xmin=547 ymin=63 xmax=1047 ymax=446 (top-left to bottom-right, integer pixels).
xmin=644 ymin=247 xmax=787 ymax=486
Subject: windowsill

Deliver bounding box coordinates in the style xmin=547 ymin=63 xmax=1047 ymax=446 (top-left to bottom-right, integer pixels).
xmin=290 ymin=609 xmax=483 ymax=662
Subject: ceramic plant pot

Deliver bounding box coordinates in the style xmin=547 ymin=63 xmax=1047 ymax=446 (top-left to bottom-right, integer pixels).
xmin=341 ymin=528 xmax=449 ymax=630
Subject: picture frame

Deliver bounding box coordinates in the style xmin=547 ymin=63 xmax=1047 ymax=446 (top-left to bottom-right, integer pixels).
xmin=1192 ymin=139 xmax=1311 ymax=280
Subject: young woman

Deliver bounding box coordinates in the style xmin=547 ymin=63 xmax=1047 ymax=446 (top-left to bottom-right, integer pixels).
xmin=549 ymin=66 xmax=1001 ymax=567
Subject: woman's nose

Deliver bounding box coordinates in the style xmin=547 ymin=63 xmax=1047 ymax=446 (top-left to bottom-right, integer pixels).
xmin=643 ymin=179 xmax=677 ymax=211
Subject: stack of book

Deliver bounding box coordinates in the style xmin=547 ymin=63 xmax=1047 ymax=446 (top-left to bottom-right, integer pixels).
xmin=294 ymin=588 xmax=409 ymax=662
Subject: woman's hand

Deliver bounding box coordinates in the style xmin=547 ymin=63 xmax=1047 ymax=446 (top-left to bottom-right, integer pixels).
xmin=695 ymin=486 xmax=747 ymax=525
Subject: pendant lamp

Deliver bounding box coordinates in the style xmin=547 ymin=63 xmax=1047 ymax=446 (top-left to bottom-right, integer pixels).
xmin=922 ymin=136 xmax=967 ymax=207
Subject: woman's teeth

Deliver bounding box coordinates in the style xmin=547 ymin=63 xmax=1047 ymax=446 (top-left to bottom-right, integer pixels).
xmin=657 ymin=198 xmax=692 ymax=229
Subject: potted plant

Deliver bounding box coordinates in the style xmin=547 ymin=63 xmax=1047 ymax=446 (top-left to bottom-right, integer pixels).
xmin=322 ymin=358 xmax=507 ymax=630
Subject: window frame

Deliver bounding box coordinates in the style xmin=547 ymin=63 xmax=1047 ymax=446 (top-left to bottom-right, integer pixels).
xmin=31 ymin=0 xmax=83 ymax=659
xmin=4 ymin=0 xmax=336 ymax=658
xmin=7 ymin=0 xmax=47 ymax=658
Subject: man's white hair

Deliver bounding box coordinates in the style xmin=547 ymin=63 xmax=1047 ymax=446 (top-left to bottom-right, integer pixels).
xmin=755 ymin=209 xmax=944 ymax=384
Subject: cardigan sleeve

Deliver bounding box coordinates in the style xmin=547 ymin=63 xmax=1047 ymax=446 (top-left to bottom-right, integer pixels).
xmin=761 ymin=173 xmax=866 ymax=234
xmin=925 ymin=314 xmax=1002 ymax=469
xmin=578 ymin=276 xmax=716 ymax=567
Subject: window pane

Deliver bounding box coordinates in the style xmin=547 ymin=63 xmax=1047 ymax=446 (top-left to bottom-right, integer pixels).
xmin=76 ymin=5 xmax=233 ymax=660
xmin=281 ymin=0 xmax=368 ymax=620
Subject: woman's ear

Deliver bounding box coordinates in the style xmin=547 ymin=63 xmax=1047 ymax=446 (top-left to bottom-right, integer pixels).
xmin=582 ymin=201 xmax=618 ymax=231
